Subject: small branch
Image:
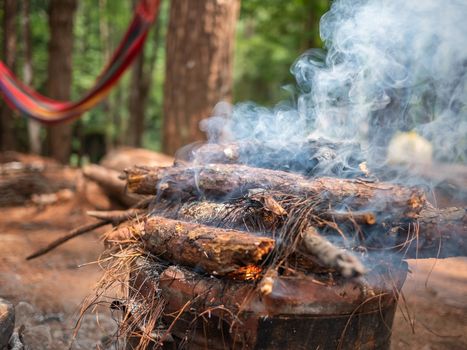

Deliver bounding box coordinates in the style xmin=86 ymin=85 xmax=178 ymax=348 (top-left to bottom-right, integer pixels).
xmin=86 ymin=208 xmax=145 ymax=225
xmin=300 ymin=227 xmax=367 ymax=278
xmin=26 ymin=221 xmax=108 ymax=260
xmin=321 ymin=210 xmax=376 ymax=225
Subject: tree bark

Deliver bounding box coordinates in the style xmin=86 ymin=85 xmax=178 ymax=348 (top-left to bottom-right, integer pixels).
xmin=149 ymin=200 xmax=466 ymax=258
xmin=162 ymin=0 xmax=240 ymax=155
xmin=45 ymin=0 xmax=77 ymax=164
xmin=142 ymin=216 xmax=274 ymax=275
xmin=0 ymin=0 xmax=17 ymax=151
xmin=123 ymin=164 xmax=426 ymax=218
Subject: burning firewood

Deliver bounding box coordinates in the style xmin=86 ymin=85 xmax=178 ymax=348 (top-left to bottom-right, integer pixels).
xmin=124 ymin=256 xmax=407 ymax=349
xmin=123 ymin=163 xmax=426 ymax=218
xmin=81 ymin=146 xmax=465 ymax=349
xmin=142 ymin=216 xmax=275 ymax=276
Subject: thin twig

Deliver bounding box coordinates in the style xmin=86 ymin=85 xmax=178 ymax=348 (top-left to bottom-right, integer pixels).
xmin=26 ymin=221 xmax=109 ymax=260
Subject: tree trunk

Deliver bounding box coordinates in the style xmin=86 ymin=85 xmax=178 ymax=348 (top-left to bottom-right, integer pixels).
xmin=162 ymin=0 xmax=240 ymax=155
xmin=0 ymin=0 xmax=17 ymax=151
xmin=22 ymin=0 xmax=41 ymax=155
xmin=127 ymin=48 xmax=148 ymax=147
xmin=45 ymin=0 xmax=77 ymax=164
xmin=127 ymin=0 xmax=161 ymax=148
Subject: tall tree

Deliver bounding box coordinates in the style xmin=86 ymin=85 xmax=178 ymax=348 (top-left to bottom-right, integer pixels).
xmin=162 ymin=0 xmax=240 ymax=155
xmin=22 ymin=0 xmax=42 ymax=154
xmin=127 ymin=0 xmax=161 ymax=148
xmin=45 ymin=0 xmax=77 ymax=163
xmin=0 ymin=0 xmax=17 ymax=151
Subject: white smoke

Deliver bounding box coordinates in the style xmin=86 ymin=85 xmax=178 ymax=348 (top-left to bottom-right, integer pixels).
xmin=201 ymin=0 xmax=467 ymax=173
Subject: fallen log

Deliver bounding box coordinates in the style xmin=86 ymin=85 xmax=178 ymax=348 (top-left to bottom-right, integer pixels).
xmin=142 ymin=216 xmax=275 ymax=275
xmin=100 ymin=147 xmax=174 ymax=172
xmin=0 ymin=161 xmax=74 ymax=207
xmin=83 ymin=164 xmax=142 ymax=207
xmin=124 ymin=164 xmax=426 ymax=218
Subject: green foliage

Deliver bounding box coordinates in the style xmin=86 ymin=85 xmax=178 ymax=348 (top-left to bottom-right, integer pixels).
xmin=234 ymin=0 xmax=330 ymax=104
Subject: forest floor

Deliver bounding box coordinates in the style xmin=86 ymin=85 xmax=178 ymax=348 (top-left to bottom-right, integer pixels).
xmin=0 ymin=194 xmax=466 ymax=349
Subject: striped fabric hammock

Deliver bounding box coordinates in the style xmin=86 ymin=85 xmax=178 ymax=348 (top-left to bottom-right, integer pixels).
xmin=0 ymin=0 xmax=160 ymax=125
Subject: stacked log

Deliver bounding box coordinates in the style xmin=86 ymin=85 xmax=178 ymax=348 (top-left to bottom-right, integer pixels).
xmin=87 ymin=142 xmax=466 ymax=349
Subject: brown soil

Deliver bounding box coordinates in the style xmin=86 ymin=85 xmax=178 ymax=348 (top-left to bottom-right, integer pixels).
xmin=0 ymin=189 xmax=465 ymax=349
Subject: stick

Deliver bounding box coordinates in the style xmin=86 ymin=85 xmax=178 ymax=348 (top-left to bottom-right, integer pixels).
xmin=27 ymin=207 xmax=146 ymax=260
xmin=300 ymin=227 xmax=367 ymax=278
xmin=26 ymin=221 xmax=108 ymax=260
xmin=87 ymin=208 xmax=145 ymax=225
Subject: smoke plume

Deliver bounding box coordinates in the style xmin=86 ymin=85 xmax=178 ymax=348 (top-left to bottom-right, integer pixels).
xmin=199 ymin=0 xmax=467 ymax=181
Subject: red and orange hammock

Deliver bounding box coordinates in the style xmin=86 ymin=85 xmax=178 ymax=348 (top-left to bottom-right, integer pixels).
xmin=0 ymin=0 xmax=160 ymax=125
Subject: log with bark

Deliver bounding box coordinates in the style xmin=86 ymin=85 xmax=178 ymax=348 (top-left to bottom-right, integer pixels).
xmin=142 ymin=216 xmax=275 ymax=276
xmin=123 ymin=163 xmax=426 ymax=218
xmin=159 ymin=199 xmax=467 ymax=259
xmin=82 ymin=164 xmax=143 ymax=207
xmin=87 ymin=141 xmax=466 ymax=349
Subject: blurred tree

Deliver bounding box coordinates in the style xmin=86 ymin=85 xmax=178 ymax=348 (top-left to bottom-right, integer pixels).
xmin=45 ymin=0 xmax=77 ymax=164
xmin=162 ymin=0 xmax=241 ymax=155
xmin=22 ymin=0 xmax=42 ymax=155
xmin=0 ymin=0 xmax=17 ymax=151
xmin=234 ymin=0 xmax=329 ymax=104
xmin=127 ymin=0 xmax=162 ymax=147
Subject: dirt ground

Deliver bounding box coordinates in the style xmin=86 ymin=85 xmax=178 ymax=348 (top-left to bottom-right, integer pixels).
xmin=0 ymin=194 xmax=466 ymax=349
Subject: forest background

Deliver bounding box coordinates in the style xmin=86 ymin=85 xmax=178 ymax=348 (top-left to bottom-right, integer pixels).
xmin=0 ymin=0 xmax=330 ymax=164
